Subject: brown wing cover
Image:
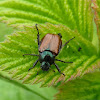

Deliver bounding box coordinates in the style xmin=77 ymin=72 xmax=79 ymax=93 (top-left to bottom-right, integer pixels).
xmin=39 ymin=33 xmax=62 ymax=55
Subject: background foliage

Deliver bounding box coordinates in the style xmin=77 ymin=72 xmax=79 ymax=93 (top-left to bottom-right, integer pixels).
xmin=0 ymin=0 xmax=100 ymax=100
xmin=55 ymin=71 xmax=100 ymax=100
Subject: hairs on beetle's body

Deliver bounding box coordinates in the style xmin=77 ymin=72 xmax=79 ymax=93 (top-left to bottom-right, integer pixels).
xmin=23 ymin=24 xmax=75 ymax=76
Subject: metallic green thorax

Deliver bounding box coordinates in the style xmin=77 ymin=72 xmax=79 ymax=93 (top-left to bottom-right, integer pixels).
xmin=40 ymin=51 xmax=54 ymax=59
xmin=39 ymin=50 xmax=55 ymax=71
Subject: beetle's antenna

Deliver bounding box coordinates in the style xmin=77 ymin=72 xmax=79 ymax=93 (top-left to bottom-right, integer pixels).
xmin=49 ymin=67 xmax=55 ymax=72
xmin=55 ymin=59 xmax=73 ymax=63
xmin=62 ymin=37 xmax=75 ymax=48
xmin=23 ymin=54 xmax=39 ymax=56
xmin=54 ymin=63 xmax=65 ymax=76
xmin=28 ymin=59 xmax=39 ymax=71
xmin=35 ymin=24 xmax=40 ymax=49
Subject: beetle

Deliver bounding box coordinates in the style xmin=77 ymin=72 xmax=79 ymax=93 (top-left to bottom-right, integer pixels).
xmin=23 ymin=24 xmax=75 ymax=76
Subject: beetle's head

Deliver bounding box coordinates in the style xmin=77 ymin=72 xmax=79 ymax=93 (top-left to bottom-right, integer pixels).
xmin=41 ymin=61 xmax=50 ymax=71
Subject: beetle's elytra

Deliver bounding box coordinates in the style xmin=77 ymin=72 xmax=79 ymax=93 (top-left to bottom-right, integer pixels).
xmin=23 ymin=24 xmax=75 ymax=76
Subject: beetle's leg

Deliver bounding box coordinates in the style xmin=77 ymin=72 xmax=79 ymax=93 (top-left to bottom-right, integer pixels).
xmin=28 ymin=59 xmax=39 ymax=71
xmin=35 ymin=24 xmax=40 ymax=49
xmin=54 ymin=63 xmax=65 ymax=76
xmin=23 ymin=54 xmax=39 ymax=56
xmin=62 ymin=37 xmax=75 ymax=48
xmin=55 ymin=59 xmax=73 ymax=63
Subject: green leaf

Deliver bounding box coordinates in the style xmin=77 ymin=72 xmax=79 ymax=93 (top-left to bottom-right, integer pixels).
xmin=94 ymin=0 xmax=100 ymax=25
xmin=0 ymin=22 xmax=14 ymax=42
xmin=0 ymin=73 xmax=57 ymax=100
xmin=0 ymin=23 xmax=100 ymax=86
xmin=92 ymin=0 xmax=100 ymax=55
xmin=55 ymin=70 xmax=100 ymax=100
xmin=0 ymin=0 xmax=94 ymax=41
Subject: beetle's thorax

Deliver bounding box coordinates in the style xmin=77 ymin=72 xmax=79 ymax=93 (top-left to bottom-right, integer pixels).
xmin=39 ymin=50 xmax=55 ymax=71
